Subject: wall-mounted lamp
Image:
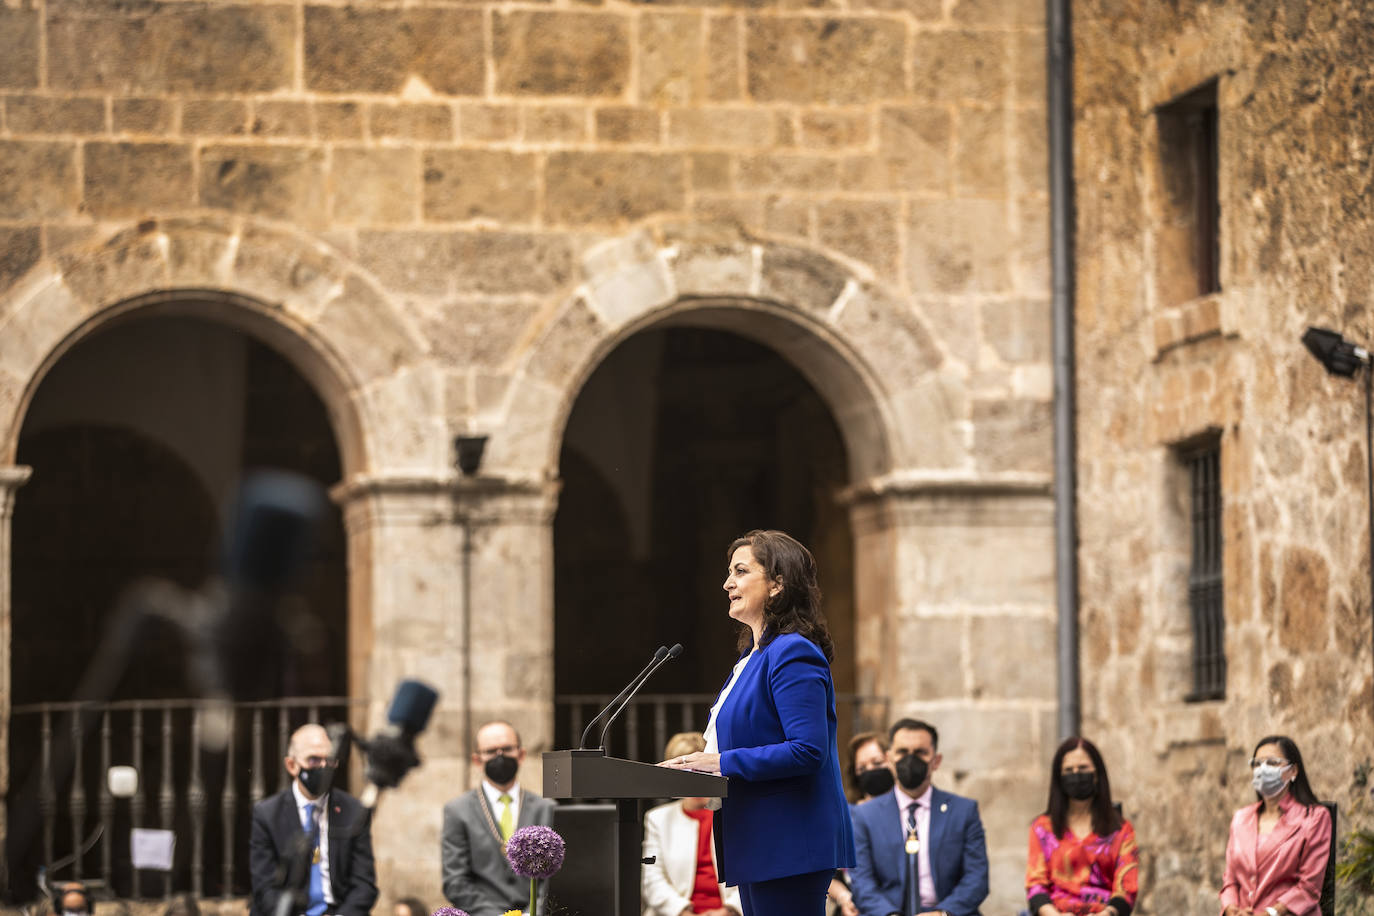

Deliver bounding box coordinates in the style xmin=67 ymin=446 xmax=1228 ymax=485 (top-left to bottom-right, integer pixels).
xmin=455 ymin=435 xmax=488 ymax=476
xmin=1302 ymin=325 xmax=1373 ymax=694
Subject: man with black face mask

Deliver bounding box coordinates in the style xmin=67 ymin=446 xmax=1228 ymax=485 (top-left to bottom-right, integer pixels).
xmin=249 ymin=724 xmax=377 ymax=916
xmin=849 ymin=719 xmax=989 ymax=916
xmin=441 ymin=720 xmax=556 ymax=916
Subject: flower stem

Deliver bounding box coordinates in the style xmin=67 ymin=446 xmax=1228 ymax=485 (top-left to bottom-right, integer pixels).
xmin=529 ymin=877 xmax=536 ymax=916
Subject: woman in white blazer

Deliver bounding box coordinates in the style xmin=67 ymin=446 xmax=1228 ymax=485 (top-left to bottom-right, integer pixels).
xmin=643 ymin=733 xmax=742 ymax=916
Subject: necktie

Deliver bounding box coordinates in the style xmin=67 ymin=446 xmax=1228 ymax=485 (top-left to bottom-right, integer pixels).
xmin=498 ymin=793 xmax=514 ymax=843
xmin=904 ymin=802 xmax=921 ymax=916
xmin=303 ymin=802 xmax=327 ymax=916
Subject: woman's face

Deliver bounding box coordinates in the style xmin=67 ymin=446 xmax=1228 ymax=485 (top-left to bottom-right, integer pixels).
xmin=853 ymin=739 xmax=887 ymax=779
xmin=1060 ymin=746 xmax=1095 ymax=776
xmin=724 ymin=545 xmax=777 ymax=632
xmin=1252 ymin=742 xmax=1295 ymax=782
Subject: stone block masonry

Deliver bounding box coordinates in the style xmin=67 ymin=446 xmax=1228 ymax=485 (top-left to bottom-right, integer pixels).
xmin=0 ymin=1 xmax=1054 ymax=914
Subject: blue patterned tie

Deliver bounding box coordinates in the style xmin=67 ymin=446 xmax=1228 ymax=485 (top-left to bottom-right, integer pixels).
xmin=304 ymin=801 xmax=327 ymax=916
xmin=904 ymin=803 xmax=920 ymax=916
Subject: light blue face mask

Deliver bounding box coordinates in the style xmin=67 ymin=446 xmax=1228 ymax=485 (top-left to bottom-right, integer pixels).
xmin=1251 ymin=762 xmax=1291 ymax=799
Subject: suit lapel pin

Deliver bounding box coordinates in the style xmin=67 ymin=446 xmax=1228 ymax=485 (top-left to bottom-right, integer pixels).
xmin=940 ymin=803 xmax=947 ymax=812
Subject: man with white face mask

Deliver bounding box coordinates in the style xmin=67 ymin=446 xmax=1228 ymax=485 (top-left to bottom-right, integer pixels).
xmin=1220 ymin=734 xmax=1332 ymax=916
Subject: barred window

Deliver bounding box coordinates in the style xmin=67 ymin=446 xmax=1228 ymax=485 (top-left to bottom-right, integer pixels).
xmin=1184 ymin=439 xmax=1225 ymax=700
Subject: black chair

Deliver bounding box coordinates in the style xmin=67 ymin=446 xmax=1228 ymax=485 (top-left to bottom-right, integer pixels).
xmin=1320 ymin=800 xmax=1338 ymax=916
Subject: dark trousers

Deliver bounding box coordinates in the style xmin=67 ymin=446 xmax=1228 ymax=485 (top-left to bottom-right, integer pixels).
xmin=738 ymin=868 xmax=832 ymax=916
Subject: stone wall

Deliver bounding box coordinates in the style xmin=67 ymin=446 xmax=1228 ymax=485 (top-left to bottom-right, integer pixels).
xmin=0 ymin=0 xmax=1056 ymax=911
xmin=1074 ymin=1 xmax=1374 ymax=913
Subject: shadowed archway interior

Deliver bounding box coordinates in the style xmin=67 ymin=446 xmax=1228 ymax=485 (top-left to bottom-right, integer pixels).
xmin=7 ymin=314 xmax=346 ymax=899
xmin=554 ymin=326 xmax=854 ymax=756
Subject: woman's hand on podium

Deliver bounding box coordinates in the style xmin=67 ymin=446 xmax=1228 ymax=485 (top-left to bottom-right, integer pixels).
xmin=659 ymin=751 xmax=721 ymax=774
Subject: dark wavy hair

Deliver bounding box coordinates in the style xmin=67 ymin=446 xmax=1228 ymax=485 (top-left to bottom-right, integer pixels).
xmin=1252 ymin=734 xmax=1320 ymax=807
xmin=728 ymin=529 xmax=834 ymax=662
xmin=1045 ymin=736 xmax=1122 ymax=839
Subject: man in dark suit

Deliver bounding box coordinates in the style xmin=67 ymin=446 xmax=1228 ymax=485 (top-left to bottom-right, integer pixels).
xmin=441 ymin=720 xmax=556 ymax=916
xmin=250 ymin=723 xmax=377 ymax=916
xmin=850 ymin=718 xmax=989 ymax=916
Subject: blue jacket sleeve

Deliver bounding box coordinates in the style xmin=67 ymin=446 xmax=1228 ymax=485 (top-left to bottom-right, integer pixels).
xmin=936 ymin=802 xmax=990 ymax=916
xmin=850 ymin=808 xmax=900 ymax=916
xmin=718 ymin=639 xmax=828 ymax=782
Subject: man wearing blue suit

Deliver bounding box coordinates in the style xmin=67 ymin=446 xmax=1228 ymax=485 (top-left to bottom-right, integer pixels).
xmin=849 ymin=718 xmax=989 ymax=916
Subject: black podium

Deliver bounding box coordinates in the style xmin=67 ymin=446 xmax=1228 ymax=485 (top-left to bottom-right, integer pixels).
xmin=543 ymin=749 xmax=727 ymax=916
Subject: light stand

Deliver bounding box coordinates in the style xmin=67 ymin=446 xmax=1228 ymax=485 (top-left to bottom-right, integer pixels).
xmin=1302 ymin=326 xmax=1374 ymax=696
xmin=455 ymin=435 xmax=487 ymax=786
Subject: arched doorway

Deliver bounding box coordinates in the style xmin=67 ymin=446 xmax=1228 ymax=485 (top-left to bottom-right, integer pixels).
xmin=7 ymin=314 xmax=347 ymax=899
xmin=553 ymin=324 xmax=855 ymax=758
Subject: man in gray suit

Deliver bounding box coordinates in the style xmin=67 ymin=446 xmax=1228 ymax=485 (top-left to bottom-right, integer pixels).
xmin=441 ymin=720 xmax=556 ymax=916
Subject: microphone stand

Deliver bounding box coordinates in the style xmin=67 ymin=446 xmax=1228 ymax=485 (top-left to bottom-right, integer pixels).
xmin=578 ymin=647 xmax=667 ymax=750
xmin=595 ymin=644 xmax=682 ymax=752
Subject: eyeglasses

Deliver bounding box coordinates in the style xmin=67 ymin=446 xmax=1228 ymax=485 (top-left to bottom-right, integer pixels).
xmin=1249 ymin=757 xmax=1289 ymax=769
xmin=476 ymin=745 xmax=520 ymax=758
xmin=296 ymin=756 xmax=335 ymax=769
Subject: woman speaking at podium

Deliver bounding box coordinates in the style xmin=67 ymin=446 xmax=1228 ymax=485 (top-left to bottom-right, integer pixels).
xmin=662 ymin=530 xmax=855 ymax=916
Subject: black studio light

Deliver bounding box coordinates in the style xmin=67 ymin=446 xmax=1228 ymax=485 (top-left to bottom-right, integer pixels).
xmin=1302 ymin=326 xmax=1369 ymax=378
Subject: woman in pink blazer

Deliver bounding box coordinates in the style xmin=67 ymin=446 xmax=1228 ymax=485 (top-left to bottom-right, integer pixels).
xmin=1220 ymin=735 xmax=1331 ymax=916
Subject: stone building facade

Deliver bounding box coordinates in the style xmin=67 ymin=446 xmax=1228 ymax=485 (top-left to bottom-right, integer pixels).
xmin=1074 ymin=1 xmax=1374 ymax=913
xmin=0 ymin=0 xmax=1056 ymax=912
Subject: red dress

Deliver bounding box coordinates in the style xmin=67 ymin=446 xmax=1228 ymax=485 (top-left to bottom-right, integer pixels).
xmin=684 ymin=806 xmax=724 ymax=912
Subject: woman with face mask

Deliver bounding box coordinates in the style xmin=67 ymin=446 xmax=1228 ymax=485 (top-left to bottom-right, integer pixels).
xmin=1026 ymin=737 xmax=1138 ymax=916
xmin=1220 ymin=735 xmax=1331 ymax=916
xmin=826 ymin=732 xmax=893 ymax=916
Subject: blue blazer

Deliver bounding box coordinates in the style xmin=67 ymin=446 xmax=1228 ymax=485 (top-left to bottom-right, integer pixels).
xmin=850 ymin=787 xmax=989 ymax=916
xmin=714 ymin=632 xmax=856 ymax=885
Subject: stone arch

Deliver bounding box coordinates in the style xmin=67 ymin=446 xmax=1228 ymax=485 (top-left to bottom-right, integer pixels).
xmin=0 ymin=215 xmax=437 ymax=478
xmin=485 ymin=230 xmax=967 ymax=486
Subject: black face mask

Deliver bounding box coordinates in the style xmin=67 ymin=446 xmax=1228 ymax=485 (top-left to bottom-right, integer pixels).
xmin=895 ymin=754 xmax=929 ymax=792
xmin=1061 ymin=771 xmax=1097 ymax=801
xmin=856 ymin=766 xmax=895 ymax=798
xmin=484 ymin=753 xmax=519 ymax=785
xmin=298 ymin=764 xmax=334 ymax=798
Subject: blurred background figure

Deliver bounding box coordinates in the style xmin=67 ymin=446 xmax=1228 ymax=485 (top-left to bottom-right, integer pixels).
xmin=642 ymin=732 xmax=741 ymax=916
xmin=1026 ymin=738 xmax=1137 ymax=916
xmin=1220 ymin=735 xmax=1331 ymax=916
xmin=827 ymin=730 xmax=892 ymax=915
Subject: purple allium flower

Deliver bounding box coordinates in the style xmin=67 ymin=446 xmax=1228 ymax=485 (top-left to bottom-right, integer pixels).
xmin=432 ymin=908 xmax=470 ymax=916
xmin=504 ymin=824 xmax=566 ymax=879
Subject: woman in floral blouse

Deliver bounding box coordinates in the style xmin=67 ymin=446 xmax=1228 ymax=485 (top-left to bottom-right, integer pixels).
xmin=1026 ymin=737 xmax=1139 ymax=916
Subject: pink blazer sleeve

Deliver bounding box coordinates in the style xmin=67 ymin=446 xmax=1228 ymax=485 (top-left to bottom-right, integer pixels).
xmin=1219 ymin=811 xmax=1242 ymax=912
xmin=1276 ymin=805 xmax=1332 ymax=915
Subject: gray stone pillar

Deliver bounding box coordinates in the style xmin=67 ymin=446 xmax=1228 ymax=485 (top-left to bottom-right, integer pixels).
xmin=331 ymin=471 xmax=464 ymax=906
xmin=0 ymin=465 xmax=33 ymax=879
xmin=454 ymin=476 xmax=560 ymax=783
xmin=330 ymin=471 xmax=559 ymax=909
xmin=845 ymin=471 xmax=1056 ymax=916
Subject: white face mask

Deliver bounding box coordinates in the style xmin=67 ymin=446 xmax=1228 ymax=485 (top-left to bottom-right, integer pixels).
xmin=1251 ymin=762 xmax=1291 ymax=799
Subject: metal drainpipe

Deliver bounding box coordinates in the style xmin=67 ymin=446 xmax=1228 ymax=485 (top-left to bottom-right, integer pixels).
xmin=1048 ymin=0 xmax=1081 ymax=740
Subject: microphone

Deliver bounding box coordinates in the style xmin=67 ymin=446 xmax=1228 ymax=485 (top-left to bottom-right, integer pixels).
xmin=358 ymin=679 xmax=439 ymax=807
xmin=578 ymin=646 xmax=668 ymax=749
xmin=595 ymin=643 xmax=682 ymax=752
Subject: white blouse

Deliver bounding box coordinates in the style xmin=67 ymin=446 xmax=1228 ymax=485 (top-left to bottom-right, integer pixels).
xmin=703 ymin=648 xmax=756 ymax=754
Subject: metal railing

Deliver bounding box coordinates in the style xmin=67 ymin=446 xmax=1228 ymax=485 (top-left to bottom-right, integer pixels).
xmin=554 ymin=692 xmax=891 ymax=762
xmin=7 ymin=696 xmax=362 ymax=901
